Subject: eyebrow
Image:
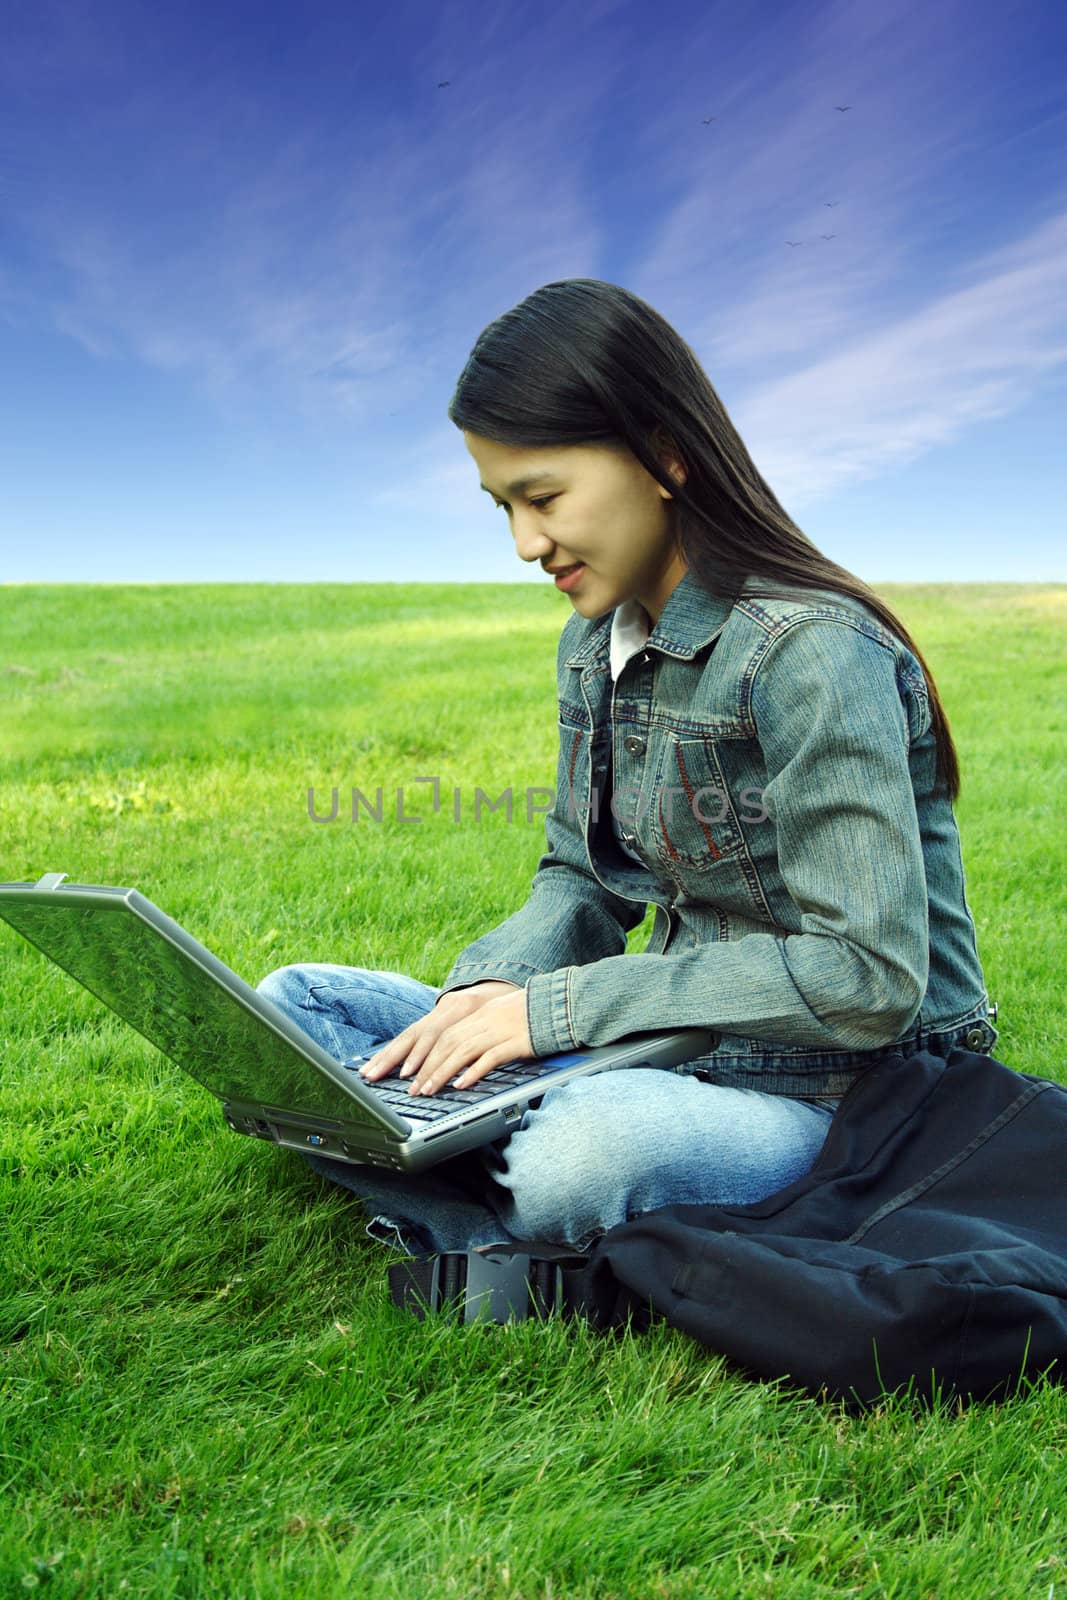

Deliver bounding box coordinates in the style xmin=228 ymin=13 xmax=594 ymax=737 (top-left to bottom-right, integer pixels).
xmin=478 ymin=472 xmax=560 ymax=499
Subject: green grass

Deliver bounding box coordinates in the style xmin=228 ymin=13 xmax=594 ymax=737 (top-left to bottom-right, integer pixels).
xmin=1 ymin=580 xmax=1066 ymax=1599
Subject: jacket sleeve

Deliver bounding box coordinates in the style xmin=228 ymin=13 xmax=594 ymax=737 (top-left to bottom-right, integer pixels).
xmin=521 ymin=617 xmax=930 ymax=1056
xmin=437 ymin=615 xmax=648 ymax=1003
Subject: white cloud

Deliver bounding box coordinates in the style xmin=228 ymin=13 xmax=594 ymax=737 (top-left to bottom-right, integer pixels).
xmin=4 ymin=0 xmax=1064 ymax=557
xmin=731 ymin=209 xmax=1067 ymax=503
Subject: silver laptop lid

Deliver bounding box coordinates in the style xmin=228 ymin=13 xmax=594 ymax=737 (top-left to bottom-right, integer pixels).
xmin=0 ymin=876 xmax=409 ymax=1138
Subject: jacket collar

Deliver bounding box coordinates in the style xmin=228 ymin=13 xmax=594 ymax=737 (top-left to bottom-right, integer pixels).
xmin=565 ymin=568 xmax=739 ymax=668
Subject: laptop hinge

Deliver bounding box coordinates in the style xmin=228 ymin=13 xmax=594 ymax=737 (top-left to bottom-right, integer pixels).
xmin=35 ymin=873 xmax=69 ymax=891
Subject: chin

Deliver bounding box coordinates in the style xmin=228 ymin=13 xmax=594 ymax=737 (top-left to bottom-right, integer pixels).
xmin=569 ymin=576 xmax=621 ymax=614
xmin=572 ymin=597 xmax=617 ymax=624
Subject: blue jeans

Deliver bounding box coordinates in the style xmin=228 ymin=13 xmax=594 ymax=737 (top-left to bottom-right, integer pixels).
xmin=254 ymin=963 xmax=836 ymax=1257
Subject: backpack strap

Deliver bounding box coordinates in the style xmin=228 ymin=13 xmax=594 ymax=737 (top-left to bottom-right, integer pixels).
xmin=387 ymin=1246 xmax=602 ymax=1325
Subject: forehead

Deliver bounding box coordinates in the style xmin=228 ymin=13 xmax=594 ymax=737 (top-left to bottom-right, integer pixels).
xmin=463 ymin=432 xmax=562 ymax=486
xmin=464 ymin=432 xmax=614 ymax=496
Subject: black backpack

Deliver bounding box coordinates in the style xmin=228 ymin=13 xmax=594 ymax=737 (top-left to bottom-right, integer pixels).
xmin=391 ymin=1048 xmax=1067 ymax=1410
xmin=587 ymin=1046 xmax=1067 ymax=1408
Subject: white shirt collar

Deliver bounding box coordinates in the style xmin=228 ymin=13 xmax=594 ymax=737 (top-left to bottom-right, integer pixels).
xmin=609 ymin=598 xmax=652 ymax=682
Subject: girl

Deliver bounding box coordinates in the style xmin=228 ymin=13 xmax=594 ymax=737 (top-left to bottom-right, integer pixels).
xmin=256 ymin=279 xmax=997 ymax=1260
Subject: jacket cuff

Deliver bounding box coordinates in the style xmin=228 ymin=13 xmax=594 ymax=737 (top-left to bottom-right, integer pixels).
xmin=438 ymin=959 xmax=545 ymax=995
xmin=525 ymin=969 xmax=580 ymax=1057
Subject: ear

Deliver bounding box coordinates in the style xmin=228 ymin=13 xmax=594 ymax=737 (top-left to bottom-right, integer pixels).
xmin=650 ymin=427 xmax=688 ymax=497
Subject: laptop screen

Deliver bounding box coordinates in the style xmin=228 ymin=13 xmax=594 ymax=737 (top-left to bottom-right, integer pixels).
xmin=0 ymin=891 xmax=373 ymax=1124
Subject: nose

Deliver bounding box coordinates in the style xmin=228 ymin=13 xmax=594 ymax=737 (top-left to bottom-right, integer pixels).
xmin=511 ymin=515 xmax=554 ymax=564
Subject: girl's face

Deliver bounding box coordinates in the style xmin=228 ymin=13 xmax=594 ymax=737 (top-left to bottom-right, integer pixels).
xmin=463 ymin=430 xmax=688 ymax=625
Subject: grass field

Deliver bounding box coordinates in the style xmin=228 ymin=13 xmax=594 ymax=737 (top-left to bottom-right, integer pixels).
xmin=1 ymin=580 xmax=1065 ymax=1598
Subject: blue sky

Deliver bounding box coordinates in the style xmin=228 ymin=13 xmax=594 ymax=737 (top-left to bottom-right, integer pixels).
xmin=2 ymin=0 xmax=1065 ymax=585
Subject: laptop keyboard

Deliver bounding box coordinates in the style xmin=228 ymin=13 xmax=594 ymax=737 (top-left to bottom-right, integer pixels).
xmin=345 ymin=1059 xmax=550 ymax=1122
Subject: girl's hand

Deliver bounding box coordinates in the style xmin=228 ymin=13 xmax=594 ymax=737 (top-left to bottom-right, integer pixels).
xmin=358 ymin=981 xmax=535 ymax=1097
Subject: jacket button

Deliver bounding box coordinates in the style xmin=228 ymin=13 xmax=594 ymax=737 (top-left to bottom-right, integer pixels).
xmin=964 ymin=1027 xmax=986 ymax=1050
xmin=623 ymin=735 xmax=646 ymax=756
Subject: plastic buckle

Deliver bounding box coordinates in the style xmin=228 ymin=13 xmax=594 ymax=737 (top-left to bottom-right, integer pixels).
xmin=464 ymin=1251 xmax=561 ymax=1322
xmin=389 ymin=1249 xmax=572 ymax=1324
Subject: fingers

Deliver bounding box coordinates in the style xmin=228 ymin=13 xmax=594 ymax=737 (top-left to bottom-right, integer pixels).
xmin=357 ymin=994 xmax=477 ymax=1081
xmin=409 ymin=1037 xmax=516 ymax=1099
xmin=358 ymin=1017 xmax=438 ymax=1081
xmin=357 ymin=989 xmax=532 ymax=1098
xmin=405 ymin=992 xmax=532 ymax=1097
xmin=397 ymin=1012 xmax=494 ymax=1096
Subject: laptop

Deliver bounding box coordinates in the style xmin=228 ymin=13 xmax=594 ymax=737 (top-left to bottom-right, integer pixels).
xmin=0 ymin=874 xmax=717 ymax=1174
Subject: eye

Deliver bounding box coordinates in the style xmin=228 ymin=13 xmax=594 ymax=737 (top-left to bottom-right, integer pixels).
xmin=493 ymin=495 xmax=556 ymax=512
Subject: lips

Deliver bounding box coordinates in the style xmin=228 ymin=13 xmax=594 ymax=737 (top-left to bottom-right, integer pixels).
xmin=552 ymin=562 xmax=586 ymax=592
xmin=548 ymin=563 xmax=582 ymax=576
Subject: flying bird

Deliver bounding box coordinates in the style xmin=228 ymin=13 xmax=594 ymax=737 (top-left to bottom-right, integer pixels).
xmin=438 ymin=80 xmax=450 ymax=87
xmin=702 ymin=117 xmax=716 ymax=124
xmin=825 ymin=201 xmax=839 ymax=207
xmin=835 ymin=105 xmax=850 ymax=111
xmin=821 ymin=234 xmax=835 ymax=239
xmin=786 ymin=241 xmax=802 ymax=247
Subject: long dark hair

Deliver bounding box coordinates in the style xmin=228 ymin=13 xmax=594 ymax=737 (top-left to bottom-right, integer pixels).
xmin=447 ymin=278 xmax=961 ymax=802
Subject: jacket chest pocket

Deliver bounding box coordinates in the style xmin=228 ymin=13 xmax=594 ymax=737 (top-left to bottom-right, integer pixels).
xmin=646 ymin=732 xmax=748 ymax=876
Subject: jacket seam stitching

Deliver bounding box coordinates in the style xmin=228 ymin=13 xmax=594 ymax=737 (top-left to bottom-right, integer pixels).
xmin=774 ymin=937 xmax=829 ymax=1028
xmin=927 ymin=997 xmax=993 ymax=1033
xmin=563 ymin=965 xmax=577 ymax=1048
xmin=444 ymin=960 xmax=546 ymax=980
xmin=739 ymin=598 xmax=894 ymax=646
xmin=746 ymin=611 xmax=898 ymax=708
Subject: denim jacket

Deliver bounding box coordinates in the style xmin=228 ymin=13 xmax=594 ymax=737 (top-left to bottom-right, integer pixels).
xmin=439 ymin=571 xmax=998 ymax=1099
